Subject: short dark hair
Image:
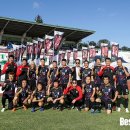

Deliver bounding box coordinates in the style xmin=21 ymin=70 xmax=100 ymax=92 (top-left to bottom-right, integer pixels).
xmin=53 ymin=80 xmax=59 ymax=83
xmin=9 ymin=55 xmax=14 ymax=59
xmin=53 ymin=60 xmax=57 ymax=63
xmin=105 ymin=57 xmax=111 ymax=61
xmin=62 ymin=59 xmax=66 ymax=62
xmin=84 ymin=60 xmax=89 ymax=64
xmin=75 ymin=59 xmax=80 ymax=62
xmin=117 ymin=57 xmax=123 ymax=62
xmin=95 ymin=57 xmax=101 ymax=62
xmin=40 ymin=58 xmax=45 ymax=61
xmin=22 ymin=79 xmax=27 ymax=82
xmin=22 ymin=58 xmax=27 ymax=62
xmin=103 ymin=75 xmax=110 ymax=80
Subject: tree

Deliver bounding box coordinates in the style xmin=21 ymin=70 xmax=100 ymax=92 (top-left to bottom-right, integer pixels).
xmin=35 ymin=15 xmax=43 ymax=23
xmin=88 ymin=41 xmax=96 ymax=46
xmin=98 ymin=39 xmax=110 ymax=47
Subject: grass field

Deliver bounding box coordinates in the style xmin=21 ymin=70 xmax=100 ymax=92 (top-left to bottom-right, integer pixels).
xmin=0 ymin=104 xmax=130 ymax=130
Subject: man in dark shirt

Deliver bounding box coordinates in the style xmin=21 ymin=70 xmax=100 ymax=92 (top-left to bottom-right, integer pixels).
xmin=63 ymin=79 xmax=83 ymax=111
xmin=82 ymin=76 xmax=95 ymax=112
xmin=99 ymin=76 xmax=118 ymax=114
xmin=47 ymin=80 xmax=64 ymax=110
xmin=114 ymin=58 xmax=129 ymax=113
xmin=1 ymin=72 xmax=16 ymax=112
xmin=58 ymin=59 xmax=72 ymax=90
xmin=36 ymin=58 xmax=49 ymax=90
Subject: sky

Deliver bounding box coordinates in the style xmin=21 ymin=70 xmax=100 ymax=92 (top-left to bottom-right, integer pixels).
xmin=0 ymin=0 xmax=130 ymax=47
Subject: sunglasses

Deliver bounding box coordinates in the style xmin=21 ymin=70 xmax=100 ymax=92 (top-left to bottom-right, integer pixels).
xmin=72 ymin=82 xmax=77 ymax=84
xmin=76 ymin=62 xmax=80 ymax=64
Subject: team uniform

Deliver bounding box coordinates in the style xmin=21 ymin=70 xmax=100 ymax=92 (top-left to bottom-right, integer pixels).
xmin=63 ymin=85 xmax=83 ymax=108
xmin=49 ymin=67 xmax=59 ymax=84
xmin=98 ymin=66 xmax=115 ymax=85
xmin=28 ymin=68 xmax=37 ymax=91
xmin=16 ymin=87 xmax=30 ymax=106
xmin=83 ymin=82 xmax=95 ymax=109
xmin=59 ymin=66 xmax=71 ymax=89
xmin=2 ymin=80 xmax=16 ymax=109
xmin=37 ymin=65 xmax=49 ymax=89
xmin=49 ymin=87 xmax=63 ymax=108
xmin=81 ymin=68 xmax=92 ymax=84
xmin=2 ymin=62 xmax=17 ymax=80
xmin=31 ymin=90 xmax=46 ymax=110
xmin=93 ymin=65 xmax=102 ymax=88
xmin=16 ymin=65 xmax=29 ymax=86
xmin=100 ymin=84 xmax=117 ymax=110
xmin=114 ymin=66 xmax=129 ymax=95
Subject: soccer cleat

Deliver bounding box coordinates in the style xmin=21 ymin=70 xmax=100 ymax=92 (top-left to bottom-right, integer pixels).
xmin=91 ymin=109 xmax=95 ymax=113
xmin=76 ymin=107 xmax=81 ymax=111
xmin=31 ymin=108 xmax=35 ymax=112
xmin=12 ymin=108 xmax=16 ymax=112
xmin=39 ymin=107 xmax=44 ymax=112
xmin=117 ymin=107 xmax=121 ymax=112
xmin=1 ymin=108 xmax=5 ymax=112
xmin=125 ymin=108 xmax=129 ymax=113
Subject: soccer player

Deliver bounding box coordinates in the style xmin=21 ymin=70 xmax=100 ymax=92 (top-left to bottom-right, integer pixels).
xmin=98 ymin=58 xmax=115 ymax=85
xmin=1 ymin=55 xmax=17 ymax=80
xmin=71 ymin=59 xmax=82 ymax=87
xmin=58 ymin=59 xmax=72 ymax=90
xmin=92 ymin=58 xmax=102 ymax=89
xmin=36 ymin=58 xmax=49 ymax=90
xmin=82 ymin=76 xmax=95 ymax=112
xmin=114 ymin=58 xmax=129 ymax=113
xmin=16 ymin=59 xmax=29 ymax=86
xmin=1 ymin=73 xmax=16 ymax=112
xmin=28 ymin=61 xmax=37 ymax=91
xmin=47 ymin=80 xmax=64 ymax=110
xmin=12 ymin=79 xmax=31 ymax=111
xmin=63 ymin=79 xmax=83 ymax=111
xmin=47 ymin=61 xmax=59 ymax=86
xmin=99 ymin=76 xmax=118 ymax=114
xmin=31 ymin=82 xmax=46 ymax=112
xmin=80 ymin=60 xmax=92 ymax=85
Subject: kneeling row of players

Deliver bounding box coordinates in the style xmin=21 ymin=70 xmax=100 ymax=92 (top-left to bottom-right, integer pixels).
xmin=1 ymin=72 xmax=124 ymax=114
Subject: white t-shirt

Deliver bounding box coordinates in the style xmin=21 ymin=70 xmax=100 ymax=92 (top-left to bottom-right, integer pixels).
xmin=76 ymin=67 xmax=81 ymax=80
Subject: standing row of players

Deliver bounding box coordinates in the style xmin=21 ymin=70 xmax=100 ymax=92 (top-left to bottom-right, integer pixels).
xmin=1 ymin=55 xmax=130 ymax=114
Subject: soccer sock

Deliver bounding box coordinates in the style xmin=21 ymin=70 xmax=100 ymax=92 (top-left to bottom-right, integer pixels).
xmin=96 ymin=102 xmax=101 ymax=110
xmin=124 ymin=98 xmax=128 ymax=108
xmin=2 ymin=97 xmax=6 ymax=108
xmin=32 ymin=102 xmax=37 ymax=108
xmin=91 ymin=102 xmax=95 ymax=110
xmin=117 ymin=98 xmax=121 ymax=108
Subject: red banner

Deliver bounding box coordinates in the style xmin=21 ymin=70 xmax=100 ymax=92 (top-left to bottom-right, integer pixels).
xmin=101 ymin=45 xmax=108 ymax=61
xmin=89 ymin=48 xmax=96 ymax=62
xmin=82 ymin=49 xmax=88 ymax=63
xmin=111 ymin=44 xmax=119 ymax=61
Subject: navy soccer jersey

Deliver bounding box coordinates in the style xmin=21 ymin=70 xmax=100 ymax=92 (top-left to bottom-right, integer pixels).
xmin=50 ymin=87 xmax=63 ymax=99
xmin=59 ymin=66 xmax=71 ymax=84
xmin=100 ymin=84 xmax=116 ymax=101
xmin=81 ymin=68 xmax=92 ymax=83
xmin=84 ymin=83 xmax=95 ymax=99
xmin=17 ymin=87 xmax=30 ymax=101
xmin=38 ymin=66 xmax=49 ymax=84
xmin=114 ymin=66 xmax=128 ymax=86
xmin=93 ymin=65 xmax=102 ymax=86
xmin=2 ymin=80 xmax=16 ymax=97
xmin=29 ymin=68 xmax=36 ymax=80
xmin=34 ymin=90 xmax=46 ymax=100
xmin=50 ymin=67 xmax=59 ymax=83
